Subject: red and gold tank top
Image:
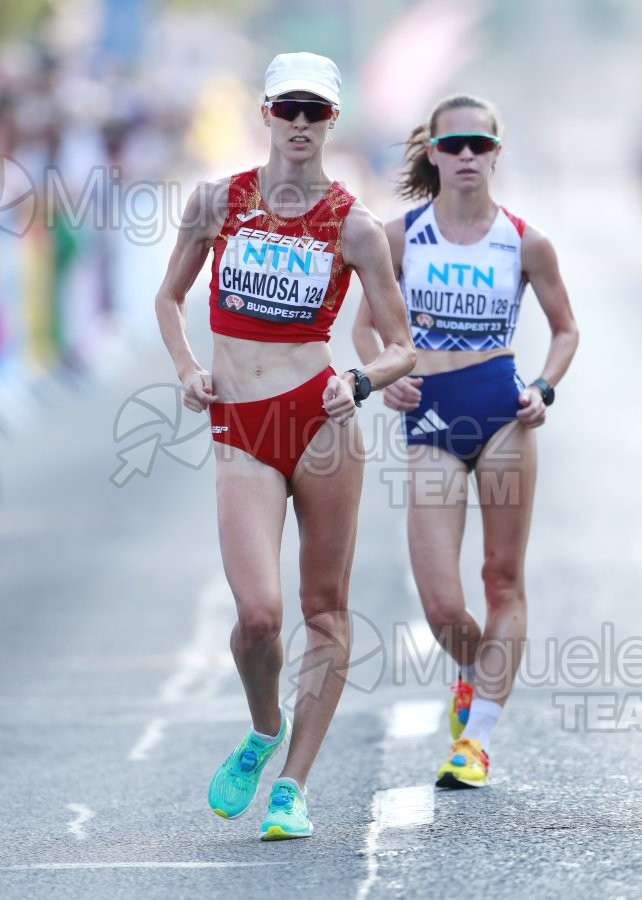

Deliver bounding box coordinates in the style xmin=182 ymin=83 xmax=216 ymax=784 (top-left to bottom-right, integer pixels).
xmin=209 ymin=168 xmax=356 ymax=342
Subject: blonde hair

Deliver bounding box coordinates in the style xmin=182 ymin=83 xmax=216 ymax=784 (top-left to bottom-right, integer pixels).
xmin=397 ymin=94 xmax=503 ymax=202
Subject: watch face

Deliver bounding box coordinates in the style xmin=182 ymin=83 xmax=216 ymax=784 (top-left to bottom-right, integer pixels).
xmin=349 ymin=369 xmax=371 ymax=403
xmin=359 ymin=375 xmax=372 ymax=400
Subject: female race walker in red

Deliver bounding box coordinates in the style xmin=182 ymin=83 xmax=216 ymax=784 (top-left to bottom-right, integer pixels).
xmin=155 ymin=51 xmax=416 ymax=837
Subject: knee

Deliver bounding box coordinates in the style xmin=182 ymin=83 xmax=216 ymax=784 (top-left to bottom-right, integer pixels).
xmin=301 ymin=604 xmax=350 ymax=649
xmin=300 ymin=576 xmax=348 ymax=620
xmin=481 ymin=558 xmax=523 ymax=610
xmin=421 ymin=587 xmax=464 ymax=632
xmin=235 ymin=602 xmax=282 ymax=645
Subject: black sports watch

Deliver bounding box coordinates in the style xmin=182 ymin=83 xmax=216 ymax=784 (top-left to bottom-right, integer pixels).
xmin=530 ymin=377 xmax=555 ymax=406
xmin=347 ymin=368 xmax=372 ymax=407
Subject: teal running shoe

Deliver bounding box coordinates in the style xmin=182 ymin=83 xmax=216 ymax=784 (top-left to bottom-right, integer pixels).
xmin=208 ymin=708 xmax=290 ymax=819
xmin=259 ymin=778 xmax=313 ymax=841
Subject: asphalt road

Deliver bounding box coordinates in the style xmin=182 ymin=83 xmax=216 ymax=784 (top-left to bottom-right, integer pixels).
xmin=1 ymin=198 xmax=642 ymax=899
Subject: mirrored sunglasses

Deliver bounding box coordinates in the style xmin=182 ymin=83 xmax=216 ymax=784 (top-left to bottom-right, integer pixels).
xmin=264 ymin=99 xmax=335 ymax=123
xmin=429 ymin=133 xmax=501 ymax=155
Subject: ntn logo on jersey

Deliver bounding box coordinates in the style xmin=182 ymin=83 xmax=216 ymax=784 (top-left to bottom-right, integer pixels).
xmin=241 ymin=239 xmax=332 ymax=277
xmin=427 ymin=263 xmax=494 ymax=288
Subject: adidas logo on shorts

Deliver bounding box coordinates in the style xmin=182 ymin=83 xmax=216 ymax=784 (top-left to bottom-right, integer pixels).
xmin=410 ymin=409 xmax=448 ymax=437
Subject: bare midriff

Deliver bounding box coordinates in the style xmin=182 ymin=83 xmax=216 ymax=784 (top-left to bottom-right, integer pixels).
xmin=211 ymin=333 xmax=332 ymax=402
xmin=412 ymin=346 xmax=514 ymax=376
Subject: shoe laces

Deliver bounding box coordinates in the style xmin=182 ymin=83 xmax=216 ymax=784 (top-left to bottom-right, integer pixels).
xmin=239 ymin=747 xmax=258 ymax=771
xmin=231 ymin=735 xmax=269 ymax=773
xmin=451 ymin=737 xmax=489 ymax=768
xmin=270 ymin=783 xmax=296 ymax=812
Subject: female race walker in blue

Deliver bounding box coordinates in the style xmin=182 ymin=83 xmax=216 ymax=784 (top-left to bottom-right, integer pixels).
xmin=155 ymin=52 xmax=415 ymax=838
xmin=353 ymin=94 xmax=579 ymax=788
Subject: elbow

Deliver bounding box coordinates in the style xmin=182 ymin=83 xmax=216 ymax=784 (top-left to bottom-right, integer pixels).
xmin=155 ymin=291 xmax=184 ymax=315
xmin=392 ymin=340 xmax=416 ymax=379
xmin=567 ymin=319 xmax=580 ymax=356
xmin=389 ymin=337 xmax=416 ymax=377
xmin=405 ymin=342 xmax=417 ymax=375
xmin=386 ymin=339 xmax=415 ymax=378
xmin=154 ymin=292 xmax=164 ymax=324
xmin=155 ymin=290 xmax=172 ymax=312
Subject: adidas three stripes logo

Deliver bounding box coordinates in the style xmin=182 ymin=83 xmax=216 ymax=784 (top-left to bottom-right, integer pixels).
xmin=410 ymin=409 xmax=449 ymax=437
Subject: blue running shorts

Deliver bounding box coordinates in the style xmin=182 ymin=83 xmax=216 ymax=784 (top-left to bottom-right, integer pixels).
xmin=402 ymin=356 xmax=525 ymax=471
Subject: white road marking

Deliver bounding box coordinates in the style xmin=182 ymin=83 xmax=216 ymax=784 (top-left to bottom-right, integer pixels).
xmin=128 ymin=717 xmax=167 ymax=762
xmin=376 ymin=785 xmax=434 ymax=828
xmin=356 ymin=699 xmax=445 ymax=900
xmin=66 ymin=804 xmax=95 ymax=840
xmin=388 ymin=699 xmax=445 ymax=739
xmin=127 ymin=573 xmax=235 ymax=762
xmin=159 ymin=574 xmax=235 ymax=704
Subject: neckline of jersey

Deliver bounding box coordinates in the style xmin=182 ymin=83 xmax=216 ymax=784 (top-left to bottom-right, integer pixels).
xmin=430 ymin=201 xmax=501 ymax=248
xmin=253 ymin=167 xmax=338 ymax=224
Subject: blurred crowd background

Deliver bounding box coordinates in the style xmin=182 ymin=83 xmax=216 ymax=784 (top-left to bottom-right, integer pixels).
xmin=1 ymin=0 xmax=641 ymax=434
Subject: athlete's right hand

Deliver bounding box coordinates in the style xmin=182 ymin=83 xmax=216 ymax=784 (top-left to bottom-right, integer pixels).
xmin=181 ymin=369 xmax=219 ymax=412
xmin=382 ymin=376 xmax=423 ymax=412
xmin=323 ymin=374 xmax=358 ymax=426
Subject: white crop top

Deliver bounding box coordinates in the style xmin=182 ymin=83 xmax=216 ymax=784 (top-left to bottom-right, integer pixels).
xmin=400 ymin=202 xmax=527 ymax=351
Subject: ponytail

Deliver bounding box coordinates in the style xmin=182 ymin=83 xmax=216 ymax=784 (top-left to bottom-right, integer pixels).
xmin=396 ymin=94 xmax=502 ymax=203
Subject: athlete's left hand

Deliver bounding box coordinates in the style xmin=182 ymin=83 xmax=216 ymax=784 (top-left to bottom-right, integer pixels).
xmin=322 ymin=374 xmax=357 ymax=426
xmin=516 ymin=387 xmax=546 ymax=428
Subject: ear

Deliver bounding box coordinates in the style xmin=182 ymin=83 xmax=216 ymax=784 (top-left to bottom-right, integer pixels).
xmin=491 ymin=142 xmax=502 ymax=172
xmin=329 ymin=108 xmax=340 ymax=129
xmin=261 ymin=104 xmax=271 ymax=127
xmin=425 ymin=142 xmax=438 ymax=167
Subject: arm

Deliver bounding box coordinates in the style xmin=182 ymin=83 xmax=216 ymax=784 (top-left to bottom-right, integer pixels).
xmin=322 ymin=204 xmax=416 ymax=423
xmin=342 ymin=203 xmax=416 ymax=387
xmin=351 ymin=217 xmax=405 ymax=365
xmin=155 ymin=180 xmax=229 ymax=412
xmin=517 ymin=225 xmax=580 ymax=427
xmin=351 ymin=216 xmax=423 ymax=413
xmin=352 ymin=292 xmax=383 ymax=366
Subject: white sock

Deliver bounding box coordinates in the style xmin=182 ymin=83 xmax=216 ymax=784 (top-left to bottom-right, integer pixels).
xmin=252 ymin=707 xmax=283 ymax=743
xmin=274 ymin=776 xmax=305 ymax=795
xmin=461 ymin=699 xmax=502 ymax=753
xmin=461 ymin=663 xmax=476 ymax=684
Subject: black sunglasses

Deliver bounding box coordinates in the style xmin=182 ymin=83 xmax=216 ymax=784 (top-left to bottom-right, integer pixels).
xmin=429 ymin=133 xmax=500 ymax=155
xmin=264 ymin=99 xmax=335 ymax=123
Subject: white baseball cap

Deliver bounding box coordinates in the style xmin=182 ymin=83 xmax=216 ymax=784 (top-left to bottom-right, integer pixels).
xmin=264 ymin=52 xmax=341 ymax=106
